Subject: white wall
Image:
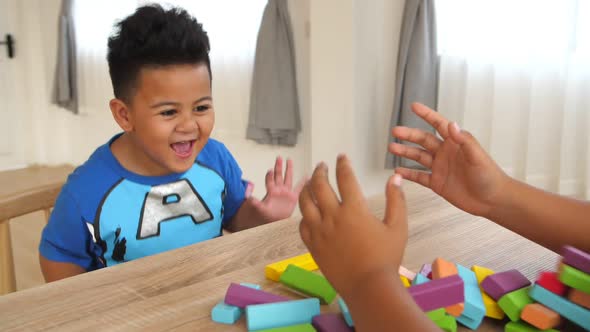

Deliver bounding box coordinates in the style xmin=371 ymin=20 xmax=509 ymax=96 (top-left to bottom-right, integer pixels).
xmin=10 ymin=0 xmax=405 ymax=199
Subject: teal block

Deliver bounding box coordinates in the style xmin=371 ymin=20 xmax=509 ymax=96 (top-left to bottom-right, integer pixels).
xmin=246 ymin=298 xmax=320 ymax=331
xmin=457 ymin=312 xmax=484 ymax=330
xmin=413 ymin=273 xmax=431 ymax=286
xmin=211 ymin=301 xmax=242 ymax=324
xmin=241 ymin=283 xmax=262 ymax=290
xmin=455 ymin=264 xmax=485 ymax=330
xmin=338 ymin=298 xmax=354 ymax=327
xmin=498 ymin=287 xmax=534 ymax=321
xmin=529 ymin=284 xmax=590 ymax=331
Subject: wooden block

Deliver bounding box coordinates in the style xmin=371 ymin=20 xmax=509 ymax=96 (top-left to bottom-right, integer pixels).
xmin=433 ymin=314 xmax=457 ymax=332
xmin=265 ymin=253 xmax=319 ymax=281
xmin=562 ymin=245 xmax=590 ymax=274
xmin=338 ymin=298 xmax=354 ymax=327
xmin=559 ymin=264 xmax=590 ymax=294
xmin=481 ymin=269 xmax=531 ymax=301
xmin=257 ymin=323 xmax=316 ymax=332
xmin=224 ymin=283 xmax=289 ymax=308
xmin=505 ymin=321 xmax=559 ymax=332
xmin=240 ymin=282 xmax=261 ymax=290
xmin=246 ymin=298 xmax=320 ymax=331
xmin=407 ymin=274 xmax=464 ymax=312
xmin=431 ymin=258 xmax=464 ymax=316
xmin=312 ymin=313 xmax=353 ymax=332
xmin=536 ymin=272 xmax=567 ymax=296
xmin=420 ymin=263 xmax=433 ymax=277
xmin=279 ymin=264 xmax=337 ymax=304
xmin=471 ymin=265 xmax=505 ymax=320
xmin=399 ymin=265 xmax=416 ymax=281
xmin=455 ymin=264 xmax=486 ymax=329
xmin=497 ymin=287 xmax=534 ymax=321
xmin=521 ymin=303 xmax=561 ymax=330
xmin=426 ymin=308 xmax=446 ymax=321
xmin=569 ymin=288 xmax=590 ymax=309
xmin=211 ymin=301 xmax=242 ymax=324
xmin=400 ymin=275 xmax=411 ymax=288
xmin=412 ymin=273 xmax=431 ymax=286
xmin=530 ymin=284 xmax=590 ymax=331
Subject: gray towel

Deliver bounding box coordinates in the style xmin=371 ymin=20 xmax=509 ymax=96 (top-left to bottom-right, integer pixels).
xmin=386 ymin=0 xmax=438 ymax=169
xmin=246 ymin=0 xmax=301 ymax=146
xmin=52 ymin=0 xmax=78 ymax=114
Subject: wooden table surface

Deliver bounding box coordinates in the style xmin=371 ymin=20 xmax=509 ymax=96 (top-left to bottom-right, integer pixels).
xmin=0 ymin=182 xmax=560 ymax=331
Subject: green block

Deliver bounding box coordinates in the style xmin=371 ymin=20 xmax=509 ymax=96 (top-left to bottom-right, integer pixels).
xmin=279 ymin=264 xmax=337 ymax=304
xmin=505 ymin=321 xmax=559 ymax=332
xmin=426 ymin=308 xmax=446 ymax=321
xmin=498 ymin=287 xmax=534 ymax=321
xmin=559 ymin=264 xmax=590 ymax=294
xmin=257 ymin=323 xmax=316 ymax=332
xmin=433 ymin=315 xmax=457 ymax=332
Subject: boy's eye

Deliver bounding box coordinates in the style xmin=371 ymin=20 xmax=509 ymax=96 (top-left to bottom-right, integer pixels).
xmin=160 ymin=109 xmax=177 ymax=116
xmin=194 ymin=105 xmax=211 ymax=112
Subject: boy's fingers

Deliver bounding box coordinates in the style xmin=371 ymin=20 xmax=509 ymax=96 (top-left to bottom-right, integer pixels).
xmin=292 ymin=176 xmax=307 ymax=197
xmin=245 ymin=181 xmax=254 ymax=198
xmin=383 ymin=174 xmax=407 ymax=227
xmin=274 ymin=157 xmax=284 ymax=185
xmin=310 ymin=163 xmax=340 ymax=214
xmin=265 ymin=169 xmax=275 ymax=190
xmin=391 ymin=126 xmax=442 ymax=153
xmin=448 ymin=122 xmax=487 ymax=166
xmin=299 ymin=219 xmax=313 ymax=248
xmin=298 ymin=182 xmax=322 ymax=223
xmin=394 ymin=168 xmax=431 ymax=188
xmin=335 ymin=154 xmax=364 ymax=205
xmin=284 ymin=158 xmax=294 ymax=189
xmin=388 ymin=143 xmax=433 ymax=169
xmin=411 ymin=103 xmax=451 ymax=139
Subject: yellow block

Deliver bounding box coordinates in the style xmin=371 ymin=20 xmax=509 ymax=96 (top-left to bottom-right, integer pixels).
xmin=265 ymin=253 xmax=319 ymax=281
xmin=400 ymin=275 xmax=411 ymax=288
xmin=472 ymin=265 xmax=505 ymax=320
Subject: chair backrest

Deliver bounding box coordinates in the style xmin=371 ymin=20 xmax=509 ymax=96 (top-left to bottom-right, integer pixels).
xmin=0 ymin=165 xmax=73 ymax=295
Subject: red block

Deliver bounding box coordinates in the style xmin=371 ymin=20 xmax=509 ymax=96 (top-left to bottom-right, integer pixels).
xmin=537 ymin=272 xmax=567 ymax=296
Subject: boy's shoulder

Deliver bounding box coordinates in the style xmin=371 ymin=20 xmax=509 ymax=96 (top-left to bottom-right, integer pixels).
xmin=197 ymin=138 xmax=239 ymax=170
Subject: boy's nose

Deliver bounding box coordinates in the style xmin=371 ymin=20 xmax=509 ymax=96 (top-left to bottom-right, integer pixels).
xmin=177 ymin=113 xmax=199 ymax=132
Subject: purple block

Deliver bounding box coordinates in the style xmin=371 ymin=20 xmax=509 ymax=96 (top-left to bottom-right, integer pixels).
xmin=419 ymin=263 xmax=432 ymax=277
xmin=563 ymin=245 xmax=590 ymax=274
xmin=480 ymin=269 xmax=530 ymax=301
xmin=312 ymin=313 xmax=353 ymax=332
xmin=408 ymin=274 xmax=464 ymax=312
xmin=224 ymin=283 xmax=289 ymax=308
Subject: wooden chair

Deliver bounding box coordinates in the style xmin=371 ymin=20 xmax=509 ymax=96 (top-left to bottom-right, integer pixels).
xmin=0 ymin=165 xmax=74 ymax=295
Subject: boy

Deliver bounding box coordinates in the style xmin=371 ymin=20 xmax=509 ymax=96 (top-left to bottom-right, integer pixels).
xmin=299 ymin=103 xmax=590 ymax=331
xmin=39 ymin=5 xmax=303 ymax=282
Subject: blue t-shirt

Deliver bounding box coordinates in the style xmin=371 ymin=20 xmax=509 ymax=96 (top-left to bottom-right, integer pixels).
xmin=39 ymin=135 xmax=247 ymax=270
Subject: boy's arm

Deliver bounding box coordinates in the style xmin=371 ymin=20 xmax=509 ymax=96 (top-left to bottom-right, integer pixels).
xmin=391 ymin=103 xmax=590 ymax=253
xmin=224 ymin=157 xmax=304 ymax=232
xmin=299 ymin=155 xmax=438 ymax=331
xmin=39 ymin=255 xmax=85 ymax=282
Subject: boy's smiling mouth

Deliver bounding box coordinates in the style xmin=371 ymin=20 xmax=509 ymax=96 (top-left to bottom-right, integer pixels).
xmin=171 ymin=140 xmax=196 ymax=159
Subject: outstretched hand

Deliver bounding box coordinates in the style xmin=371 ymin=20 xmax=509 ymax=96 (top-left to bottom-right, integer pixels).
xmin=298 ymin=154 xmax=408 ymax=299
xmin=389 ymin=103 xmax=509 ymax=217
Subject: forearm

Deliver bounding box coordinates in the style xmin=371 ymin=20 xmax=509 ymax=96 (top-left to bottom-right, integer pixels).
xmin=342 ymin=268 xmax=438 ymax=332
xmin=39 ymin=254 xmax=85 ymax=282
xmin=487 ymin=178 xmax=590 ymax=253
xmin=224 ymin=199 xmax=267 ymax=232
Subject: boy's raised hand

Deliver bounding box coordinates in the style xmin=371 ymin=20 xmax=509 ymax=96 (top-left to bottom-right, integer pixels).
xmin=390 ymin=103 xmax=509 ymax=218
xmin=247 ymin=157 xmax=305 ymax=222
xmin=298 ymin=155 xmax=408 ymax=299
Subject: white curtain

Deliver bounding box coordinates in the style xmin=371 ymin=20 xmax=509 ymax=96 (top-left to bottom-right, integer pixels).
xmin=436 ymin=0 xmax=590 ymax=199
xmin=73 ymin=0 xmax=266 ymax=140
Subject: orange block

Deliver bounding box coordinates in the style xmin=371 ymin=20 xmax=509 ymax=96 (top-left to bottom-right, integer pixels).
xmin=569 ymin=289 xmax=590 ymax=309
xmin=432 ymin=258 xmax=463 ymax=316
xmin=521 ymin=303 xmax=561 ymax=330
xmin=432 ymin=258 xmax=458 ymax=279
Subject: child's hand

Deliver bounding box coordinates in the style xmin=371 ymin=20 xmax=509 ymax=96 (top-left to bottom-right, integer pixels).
xmin=298 ymin=154 xmax=408 ymax=299
xmin=389 ymin=103 xmax=509 ymax=218
xmin=248 ymin=157 xmax=305 ymax=222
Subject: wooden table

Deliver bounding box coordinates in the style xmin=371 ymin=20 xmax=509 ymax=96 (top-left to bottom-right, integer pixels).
xmin=0 ymin=182 xmax=560 ymax=331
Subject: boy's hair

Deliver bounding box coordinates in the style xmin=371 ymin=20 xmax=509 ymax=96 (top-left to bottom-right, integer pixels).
xmin=107 ymin=4 xmax=211 ymax=103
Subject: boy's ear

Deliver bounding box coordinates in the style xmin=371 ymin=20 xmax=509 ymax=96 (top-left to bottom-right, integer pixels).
xmin=109 ymin=98 xmax=134 ymax=132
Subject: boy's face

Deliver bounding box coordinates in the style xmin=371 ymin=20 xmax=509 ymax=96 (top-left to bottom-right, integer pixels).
xmin=120 ymin=63 xmax=214 ymax=175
